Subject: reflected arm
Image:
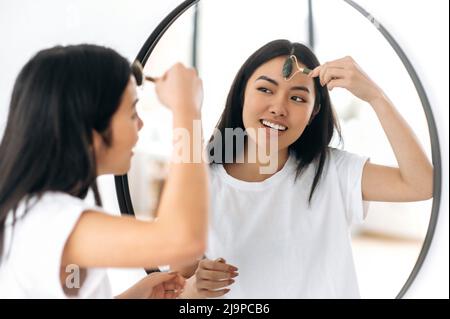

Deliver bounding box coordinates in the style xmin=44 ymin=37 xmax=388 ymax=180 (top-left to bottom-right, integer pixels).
xmin=361 ymin=95 xmax=433 ymax=202
xmin=310 ymin=57 xmax=433 ymax=202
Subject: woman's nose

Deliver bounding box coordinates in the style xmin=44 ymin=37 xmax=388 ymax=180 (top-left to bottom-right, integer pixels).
xmin=269 ymin=102 xmax=287 ymax=117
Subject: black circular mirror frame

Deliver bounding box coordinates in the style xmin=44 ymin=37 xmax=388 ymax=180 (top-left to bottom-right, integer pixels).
xmin=114 ymin=0 xmax=442 ymax=299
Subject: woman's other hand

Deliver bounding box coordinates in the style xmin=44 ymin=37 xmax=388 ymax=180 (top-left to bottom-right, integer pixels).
xmin=183 ymin=258 xmax=238 ymax=298
xmin=116 ymin=271 xmax=186 ymax=299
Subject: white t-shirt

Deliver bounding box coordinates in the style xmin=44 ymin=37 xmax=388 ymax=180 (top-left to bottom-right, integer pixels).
xmin=205 ymin=148 xmax=370 ymax=299
xmin=0 ymin=192 xmax=112 ymax=298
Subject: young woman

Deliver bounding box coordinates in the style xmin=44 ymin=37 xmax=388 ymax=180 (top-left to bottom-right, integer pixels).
xmin=178 ymin=39 xmax=433 ymax=299
xmin=0 ymin=44 xmax=209 ymax=298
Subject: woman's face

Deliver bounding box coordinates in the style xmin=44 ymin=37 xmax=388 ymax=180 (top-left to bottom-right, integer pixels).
xmin=242 ymin=56 xmax=316 ymax=153
xmin=94 ymin=76 xmax=143 ymax=175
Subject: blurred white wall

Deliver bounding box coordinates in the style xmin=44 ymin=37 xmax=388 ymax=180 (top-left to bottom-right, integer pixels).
xmin=0 ymin=0 xmax=185 ymax=135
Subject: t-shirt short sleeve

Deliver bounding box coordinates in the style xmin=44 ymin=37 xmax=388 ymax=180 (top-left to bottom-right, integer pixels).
xmin=8 ymin=192 xmax=99 ymax=298
xmin=330 ymin=148 xmax=370 ymax=226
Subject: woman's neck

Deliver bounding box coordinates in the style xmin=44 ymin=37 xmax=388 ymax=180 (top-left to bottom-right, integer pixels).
xmin=223 ymin=144 xmax=289 ymax=182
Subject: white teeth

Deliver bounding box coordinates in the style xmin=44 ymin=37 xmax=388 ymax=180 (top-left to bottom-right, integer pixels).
xmin=262 ymin=120 xmax=287 ymax=131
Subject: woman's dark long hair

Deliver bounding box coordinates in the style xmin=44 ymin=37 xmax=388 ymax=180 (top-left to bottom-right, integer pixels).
xmin=208 ymin=39 xmax=342 ymax=205
xmin=0 ymin=44 xmax=135 ymax=259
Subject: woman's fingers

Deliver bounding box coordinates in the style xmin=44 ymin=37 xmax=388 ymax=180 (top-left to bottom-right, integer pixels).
xmin=309 ymin=56 xmax=354 ymax=84
xmin=308 ymin=66 xmax=321 ymax=78
xmin=149 ymin=272 xmax=184 ymax=296
xmin=193 ymin=258 xmax=238 ymax=297
xmin=163 ymin=290 xmax=178 ymax=299
xmin=309 ymin=56 xmax=381 ymax=101
xmin=200 ymin=259 xmax=238 ymax=272
xmin=198 ymin=288 xmax=231 ymax=298
xmin=322 ymin=67 xmax=347 ymax=86
xmin=196 ymin=263 xmax=238 ymax=283
xmin=171 ymin=273 xmax=186 ymax=286
xmin=153 ymin=63 xmax=203 ymax=113
xmin=197 ymin=268 xmax=237 ymax=281
xmin=163 ymin=281 xmax=183 ymax=291
xmin=310 ymin=65 xmax=350 ymax=87
xmin=145 ymin=272 xmax=178 ymax=286
xmin=327 ymin=78 xmax=348 ymax=91
xmin=319 ymin=56 xmax=353 ymax=72
xmin=197 ymin=278 xmax=235 ymax=290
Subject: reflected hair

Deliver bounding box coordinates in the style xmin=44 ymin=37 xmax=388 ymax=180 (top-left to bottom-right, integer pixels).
xmin=0 ymin=44 xmax=138 ymax=260
xmin=208 ymin=39 xmax=342 ymax=205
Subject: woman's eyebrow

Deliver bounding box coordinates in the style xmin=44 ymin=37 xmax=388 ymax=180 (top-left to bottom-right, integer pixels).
xmin=291 ymin=86 xmax=310 ymax=94
xmin=256 ymin=75 xmax=310 ymax=94
xmin=256 ymin=75 xmax=278 ymax=86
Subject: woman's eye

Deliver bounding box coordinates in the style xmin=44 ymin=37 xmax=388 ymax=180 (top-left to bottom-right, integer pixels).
xmin=291 ymin=96 xmax=305 ymax=103
xmin=257 ymin=87 xmax=272 ymax=94
xmin=132 ymin=112 xmax=138 ymax=120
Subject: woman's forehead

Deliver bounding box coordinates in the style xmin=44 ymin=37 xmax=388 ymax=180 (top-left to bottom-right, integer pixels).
xmin=251 ymin=56 xmax=314 ymax=86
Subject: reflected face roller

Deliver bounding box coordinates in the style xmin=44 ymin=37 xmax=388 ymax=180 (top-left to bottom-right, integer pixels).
xmin=282 ymin=53 xmax=312 ymax=81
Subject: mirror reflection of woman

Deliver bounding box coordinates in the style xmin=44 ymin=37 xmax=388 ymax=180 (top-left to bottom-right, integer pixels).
xmin=178 ymin=39 xmax=433 ymax=299
xmin=0 ymin=45 xmax=208 ymax=298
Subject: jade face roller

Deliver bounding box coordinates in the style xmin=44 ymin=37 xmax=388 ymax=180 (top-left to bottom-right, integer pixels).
xmin=282 ymin=53 xmax=312 ymax=81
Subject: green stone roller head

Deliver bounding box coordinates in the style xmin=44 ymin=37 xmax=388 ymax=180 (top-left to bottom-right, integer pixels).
xmin=282 ymin=56 xmax=294 ymax=79
xmin=282 ymin=55 xmax=312 ymax=80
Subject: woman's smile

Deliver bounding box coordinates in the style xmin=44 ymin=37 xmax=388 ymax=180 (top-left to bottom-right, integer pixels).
xmin=259 ymin=119 xmax=288 ymax=136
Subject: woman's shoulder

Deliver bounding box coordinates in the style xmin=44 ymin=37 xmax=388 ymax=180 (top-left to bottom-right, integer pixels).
xmin=36 ymin=191 xmax=89 ymax=205
xmin=28 ymin=191 xmax=90 ymax=207
xmin=328 ymin=146 xmax=350 ymax=158
xmin=327 ymin=147 xmax=367 ymax=163
xmin=326 ymin=147 xmax=370 ymax=175
xmin=14 ymin=191 xmax=98 ymax=221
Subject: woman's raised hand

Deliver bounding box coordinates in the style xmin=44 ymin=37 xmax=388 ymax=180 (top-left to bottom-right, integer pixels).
xmin=154 ymin=63 xmax=203 ymax=115
xmin=309 ymin=56 xmax=384 ymax=104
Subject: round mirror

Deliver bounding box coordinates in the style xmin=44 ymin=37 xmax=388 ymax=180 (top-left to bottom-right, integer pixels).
xmin=116 ymin=0 xmax=441 ymax=298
